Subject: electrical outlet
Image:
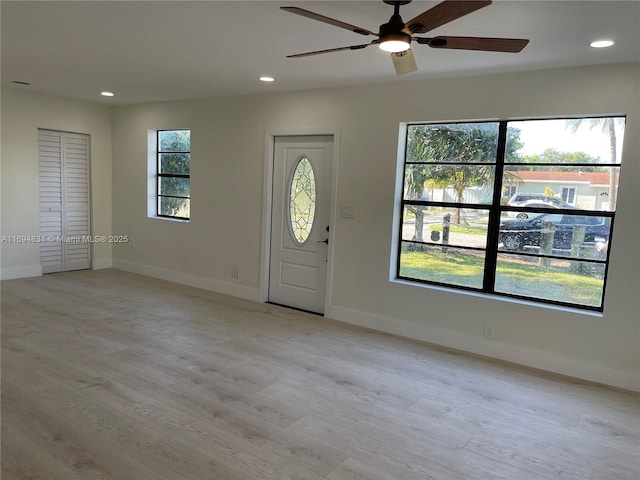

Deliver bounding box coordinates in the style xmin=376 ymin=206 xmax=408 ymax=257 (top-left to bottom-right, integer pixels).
xmin=484 ymin=323 xmax=496 ymax=339
xmin=231 ymin=268 xmax=239 ymax=278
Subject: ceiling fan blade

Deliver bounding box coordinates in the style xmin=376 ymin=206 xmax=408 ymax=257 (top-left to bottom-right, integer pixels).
xmin=417 ymin=36 xmax=529 ymax=53
xmin=281 ymin=7 xmax=377 ymax=36
xmin=286 ymin=43 xmax=372 ymax=58
xmin=405 ymin=0 xmax=492 ymax=34
xmin=391 ymin=49 xmax=418 ymax=75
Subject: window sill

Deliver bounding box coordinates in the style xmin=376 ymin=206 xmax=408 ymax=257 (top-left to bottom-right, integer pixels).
xmin=149 ymin=216 xmax=190 ymax=224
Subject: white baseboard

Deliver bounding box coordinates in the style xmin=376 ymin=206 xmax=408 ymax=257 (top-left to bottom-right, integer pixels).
xmin=325 ymin=305 xmax=639 ymax=392
xmin=112 ymin=258 xmax=262 ymax=302
xmin=92 ymin=258 xmax=113 ymax=270
xmin=0 ymin=264 xmax=43 ymax=280
xmin=1 ymin=257 xmax=112 ymax=279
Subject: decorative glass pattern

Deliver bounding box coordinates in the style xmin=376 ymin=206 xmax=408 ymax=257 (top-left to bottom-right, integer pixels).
xmin=288 ymin=157 xmax=316 ymax=245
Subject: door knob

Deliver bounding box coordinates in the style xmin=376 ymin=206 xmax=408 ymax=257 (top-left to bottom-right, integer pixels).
xmin=318 ymin=238 xmax=329 ymax=244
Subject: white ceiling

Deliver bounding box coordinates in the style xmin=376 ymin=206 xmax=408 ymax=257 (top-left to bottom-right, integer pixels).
xmin=2 ymin=1 xmax=639 ymax=105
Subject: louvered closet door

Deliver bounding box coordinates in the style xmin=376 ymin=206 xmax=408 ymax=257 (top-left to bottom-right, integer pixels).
xmin=62 ymin=133 xmax=91 ymax=270
xmin=39 ymin=131 xmax=64 ymax=273
xmin=38 ymin=130 xmax=91 ymax=273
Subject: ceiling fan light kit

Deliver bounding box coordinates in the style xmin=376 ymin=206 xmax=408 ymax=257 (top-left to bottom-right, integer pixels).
xmin=282 ymin=0 xmax=529 ymax=75
xmin=378 ymin=1 xmax=412 ymax=52
xmin=379 ymin=33 xmax=412 ymax=53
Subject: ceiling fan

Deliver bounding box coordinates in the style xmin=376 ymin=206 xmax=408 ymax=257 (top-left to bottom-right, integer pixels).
xmin=281 ymin=0 xmax=529 ymax=75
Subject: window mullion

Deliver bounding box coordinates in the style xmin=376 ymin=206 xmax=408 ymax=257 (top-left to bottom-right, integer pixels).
xmin=156 ymin=135 xmax=161 ymax=217
xmin=483 ymin=121 xmax=508 ymax=292
xmin=158 ymin=174 xmax=190 ymax=179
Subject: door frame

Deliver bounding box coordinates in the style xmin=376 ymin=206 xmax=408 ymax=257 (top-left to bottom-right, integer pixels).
xmin=260 ymin=128 xmax=341 ymax=314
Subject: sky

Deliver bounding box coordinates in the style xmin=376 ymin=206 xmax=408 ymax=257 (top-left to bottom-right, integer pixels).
xmin=512 ymin=118 xmax=626 ymax=163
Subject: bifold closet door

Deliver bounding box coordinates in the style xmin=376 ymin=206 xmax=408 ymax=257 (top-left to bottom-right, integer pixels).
xmin=38 ymin=130 xmax=91 ymax=273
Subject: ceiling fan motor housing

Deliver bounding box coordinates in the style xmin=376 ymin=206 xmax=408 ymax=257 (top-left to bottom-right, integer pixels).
xmin=382 ymin=0 xmax=412 ymax=5
xmin=379 ymin=3 xmax=411 ymax=44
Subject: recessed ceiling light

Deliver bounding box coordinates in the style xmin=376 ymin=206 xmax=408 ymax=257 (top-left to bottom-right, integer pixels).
xmin=101 ymin=91 xmax=115 ymax=97
xmin=590 ymin=39 xmax=615 ymax=48
xmin=259 ymin=76 xmax=275 ymax=82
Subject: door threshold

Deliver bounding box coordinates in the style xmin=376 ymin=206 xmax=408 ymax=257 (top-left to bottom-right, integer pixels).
xmin=267 ymin=301 xmax=324 ymax=316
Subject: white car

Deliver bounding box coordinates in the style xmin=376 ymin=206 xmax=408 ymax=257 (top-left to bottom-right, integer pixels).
xmin=506 ymin=200 xmax=576 ymax=220
xmin=507 ymin=193 xmax=569 ymax=207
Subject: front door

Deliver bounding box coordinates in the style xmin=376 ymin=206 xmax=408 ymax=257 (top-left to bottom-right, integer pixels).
xmin=269 ymin=136 xmax=333 ymax=314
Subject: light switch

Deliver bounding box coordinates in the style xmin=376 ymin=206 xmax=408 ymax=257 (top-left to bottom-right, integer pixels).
xmin=340 ymin=205 xmax=356 ymax=219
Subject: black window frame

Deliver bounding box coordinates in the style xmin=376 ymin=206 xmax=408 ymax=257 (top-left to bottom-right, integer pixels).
xmin=396 ymin=116 xmax=623 ymax=312
xmin=157 ymin=129 xmax=190 ymax=220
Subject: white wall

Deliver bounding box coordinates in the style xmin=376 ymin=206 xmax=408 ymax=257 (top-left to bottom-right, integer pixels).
xmin=88 ymin=62 xmax=640 ymax=390
xmin=1 ymin=87 xmax=113 ymax=278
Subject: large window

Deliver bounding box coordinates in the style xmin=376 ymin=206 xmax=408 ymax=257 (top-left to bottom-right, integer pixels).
xmin=157 ymin=129 xmax=190 ymax=219
xmin=397 ymin=117 xmax=625 ymax=311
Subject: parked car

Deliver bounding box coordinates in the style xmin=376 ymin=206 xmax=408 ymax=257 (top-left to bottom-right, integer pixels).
xmin=506 ymin=199 xmax=577 ymax=220
xmin=507 ymin=193 xmax=572 ymax=208
xmin=499 ymin=213 xmax=610 ymax=251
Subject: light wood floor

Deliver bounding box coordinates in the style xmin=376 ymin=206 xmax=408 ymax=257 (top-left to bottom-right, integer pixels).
xmin=1 ymin=269 xmax=638 ymax=480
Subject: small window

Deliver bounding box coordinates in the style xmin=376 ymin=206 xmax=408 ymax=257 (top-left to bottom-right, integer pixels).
xmin=561 ymin=186 xmax=577 ymax=205
xmin=157 ymin=130 xmax=190 ymax=219
xmin=503 ymin=185 xmax=517 ymax=199
xmin=396 ymin=116 xmax=625 ymax=311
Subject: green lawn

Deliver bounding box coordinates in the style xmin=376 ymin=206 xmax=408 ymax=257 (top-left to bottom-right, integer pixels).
xmin=400 ymin=249 xmax=485 ymax=288
xmin=437 ymin=224 xmax=487 ymax=235
xmin=399 ymin=249 xmax=603 ymax=307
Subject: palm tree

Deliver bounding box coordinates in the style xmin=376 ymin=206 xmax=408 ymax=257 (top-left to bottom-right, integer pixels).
xmin=412 ymin=126 xmax=498 ymax=224
xmin=566 ymin=118 xmax=622 ymax=210
xmin=405 ymin=124 xmax=523 ymax=238
xmin=404 ymin=163 xmax=430 ymax=242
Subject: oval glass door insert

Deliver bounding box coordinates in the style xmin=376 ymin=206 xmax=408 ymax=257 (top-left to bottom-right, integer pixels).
xmin=288 ymin=156 xmax=317 ymax=246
